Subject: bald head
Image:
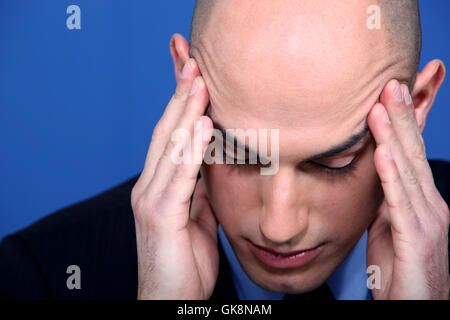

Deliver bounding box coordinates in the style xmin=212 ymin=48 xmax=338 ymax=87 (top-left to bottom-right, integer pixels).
xmin=189 ymin=0 xmax=421 ymax=87
xmin=187 ymin=0 xmax=424 ymax=137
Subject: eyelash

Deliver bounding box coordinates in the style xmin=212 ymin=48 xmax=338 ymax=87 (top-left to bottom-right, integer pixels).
xmin=222 ymin=150 xmax=360 ymax=177
xmin=220 ymin=141 xmax=263 ymax=168
xmin=223 ymin=153 xmax=262 ymax=168
xmin=311 ymin=155 xmax=359 ymax=177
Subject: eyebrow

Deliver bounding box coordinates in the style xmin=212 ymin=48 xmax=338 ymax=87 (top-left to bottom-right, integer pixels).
xmin=206 ymin=104 xmax=257 ymax=155
xmin=305 ymin=123 xmax=370 ymax=161
xmin=205 ymin=104 xmax=370 ymax=161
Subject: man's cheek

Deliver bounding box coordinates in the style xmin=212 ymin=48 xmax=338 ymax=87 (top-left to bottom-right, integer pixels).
xmin=355 ymin=147 xmax=385 ymax=222
xmin=313 ymin=174 xmax=381 ymax=237
xmin=202 ymin=165 xmax=253 ymax=220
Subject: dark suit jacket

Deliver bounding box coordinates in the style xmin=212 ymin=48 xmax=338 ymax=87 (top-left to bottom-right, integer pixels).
xmin=1 ymin=160 xmax=450 ymax=300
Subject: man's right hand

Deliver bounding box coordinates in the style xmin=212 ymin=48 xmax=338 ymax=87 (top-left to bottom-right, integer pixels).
xmin=130 ymin=58 xmax=219 ymax=299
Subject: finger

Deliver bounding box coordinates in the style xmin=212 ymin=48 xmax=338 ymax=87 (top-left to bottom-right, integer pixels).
xmin=158 ymin=59 xmax=201 ymax=138
xmin=135 ymin=59 xmax=201 ymax=197
xmin=153 ymin=115 xmax=213 ymax=223
xmin=148 ymin=77 xmax=212 ymax=214
xmin=373 ymin=143 xmax=421 ymax=235
xmin=400 ymin=84 xmax=443 ymax=207
xmin=190 ymin=178 xmax=218 ymax=241
xmin=367 ymin=102 xmax=429 ymax=214
xmin=379 ymin=80 xmax=437 ymax=200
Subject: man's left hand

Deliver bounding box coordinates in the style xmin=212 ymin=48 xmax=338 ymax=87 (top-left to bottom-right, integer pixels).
xmin=367 ymin=79 xmax=449 ymax=300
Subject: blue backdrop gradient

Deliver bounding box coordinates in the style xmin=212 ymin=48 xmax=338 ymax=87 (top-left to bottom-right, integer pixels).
xmin=1 ymin=1 xmax=449 ymax=240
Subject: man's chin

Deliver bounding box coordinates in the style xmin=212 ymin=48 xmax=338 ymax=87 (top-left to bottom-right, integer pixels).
xmin=239 ymin=258 xmax=333 ymax=294
xmin=249 ymin=271 xmax=328 ymax=294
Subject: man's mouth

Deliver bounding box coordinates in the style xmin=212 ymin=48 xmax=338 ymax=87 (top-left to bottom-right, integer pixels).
xmin=248 ymin=241 xmax=325 ymax=269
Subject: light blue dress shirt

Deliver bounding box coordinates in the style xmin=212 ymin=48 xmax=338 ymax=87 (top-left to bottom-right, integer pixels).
xmin=218 ymin=225 xmax=373 ymax=300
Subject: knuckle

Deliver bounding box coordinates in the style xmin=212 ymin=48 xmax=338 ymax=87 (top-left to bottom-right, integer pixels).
xmin=400 ymin=196 xmax=415 ymax=212
xmin=438 ymin=200 xmax=450 ymax=222
xmin=131 ymin=184 xmax=141 ymax=209
xmin=162 ymin=138 xmax=179 ymax=162
xmin=438 ymin=197 xmax=450 ymax=213
xmin=412 ymin=137 xmax=427 ymax=162
xmin=399 ymin=109 xmax=411 ymax=123
xmin=402 ymin=165 xmax=419 ymax=186
xmin=133 ymin=187 xmax=166 ymax=227
xmin=132 ymin=193 xmax=148 ymax=219
xmin=171 ymin=165 xmax=191 ymax=184
xmin=169 ymin=167 xmax=197 ymax=199
xmin=405 ymin=199 xmax=415 ymax=212
xmin=151 ymin=122 xmax=166 ymax=141
xmin=172 ymin=84 xmax=187 ymax=100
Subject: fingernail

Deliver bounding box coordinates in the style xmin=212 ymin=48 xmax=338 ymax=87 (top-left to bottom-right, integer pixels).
xmin=400 ymin=84 xmax=412 ymax=106
xmin=190 ymin=78 xmax=199 ymax=96
xmin=393 ymin=81 xmax=403 ymax=102
xmin=381 ymin=107 xmax=391 ymax=124
xmin=180 ymin=59 xmax=192 ymax=79
xmin=405 ymin=89 xmax=412 ymax=105
xmin=195 ymin=116 xmax=202 ymax=131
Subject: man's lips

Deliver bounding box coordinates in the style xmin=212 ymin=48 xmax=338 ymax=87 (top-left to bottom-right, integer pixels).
xmin=248 ymin=241 xmax=324 ymax=269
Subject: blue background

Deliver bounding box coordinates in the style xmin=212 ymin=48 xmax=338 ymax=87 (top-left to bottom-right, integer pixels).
xmin=1 ymin=1 xmax=449 ymax=240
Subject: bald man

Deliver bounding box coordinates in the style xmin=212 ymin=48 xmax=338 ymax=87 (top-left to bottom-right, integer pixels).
xmin=1 ymin=0 xmax=449 ymax=300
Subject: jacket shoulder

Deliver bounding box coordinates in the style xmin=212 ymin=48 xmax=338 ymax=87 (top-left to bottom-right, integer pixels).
xmin=0 ymin=174 xmax=140 ymax=299
xmin=429 ymin=159 xmax=450 ymax=205
xmin=18 ymin=175 xmax=139 ymax=239
xmin=428 ymin=159 xmax=450 ymax=277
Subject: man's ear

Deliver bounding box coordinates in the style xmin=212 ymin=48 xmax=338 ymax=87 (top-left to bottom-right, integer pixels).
xmin=170 ymin=33 xmax=191 ymax=82
xmin=411 ymin=59 xmax=446 ymax=133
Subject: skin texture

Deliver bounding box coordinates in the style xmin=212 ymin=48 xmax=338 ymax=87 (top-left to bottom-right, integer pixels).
xmin=131 ymin=0 xmax=449 ymax=299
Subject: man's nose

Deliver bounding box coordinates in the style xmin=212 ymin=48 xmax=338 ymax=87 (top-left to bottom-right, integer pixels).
xmin=259 ymin=168 xmax=309 ymax=245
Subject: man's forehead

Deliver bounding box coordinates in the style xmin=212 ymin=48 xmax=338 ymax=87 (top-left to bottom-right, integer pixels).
xmin=205 ymin=103 xmax=371 ymax=161
xmin=202 ymin=64 xmax=380 ymax=132
xmin=192 ymin=0 xmax=408 ymax=158
xmin=196 ymin=0 xmax=388 ymax=87
xmin=191 ymin=8 xmax=394 ymax=132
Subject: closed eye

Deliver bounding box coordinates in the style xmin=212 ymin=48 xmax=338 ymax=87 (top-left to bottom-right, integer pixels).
xmin=220 ymin=136 xmax=260 ymax=166
xmin=311 ymin=155 xmax=359 ymax=176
